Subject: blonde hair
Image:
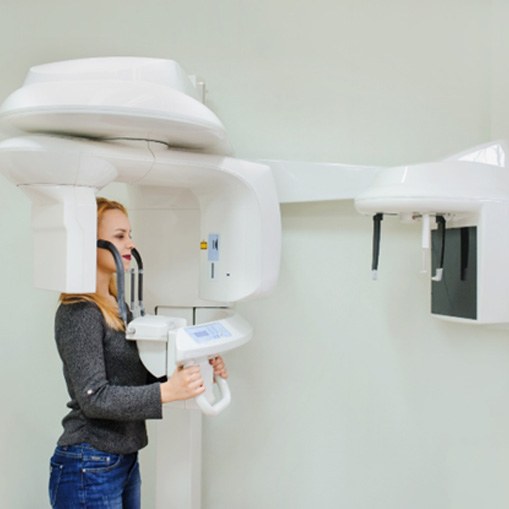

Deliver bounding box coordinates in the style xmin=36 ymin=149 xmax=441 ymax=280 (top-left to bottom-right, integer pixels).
xmin=60 ymin=197 xmax=128 ymax=331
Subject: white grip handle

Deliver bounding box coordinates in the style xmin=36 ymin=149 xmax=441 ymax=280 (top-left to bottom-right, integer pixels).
xmin=195 ymin=376 xmax=231 ymax=416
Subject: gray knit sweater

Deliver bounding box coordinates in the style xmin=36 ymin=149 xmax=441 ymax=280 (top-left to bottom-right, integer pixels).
xmin=54 ymin=301 xmax=162 ymax=454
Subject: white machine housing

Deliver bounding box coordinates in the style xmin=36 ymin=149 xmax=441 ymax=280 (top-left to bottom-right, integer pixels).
xmin=0 ymin=56 xmax=282 ymax=408
xmin=355 ymin=140 xmax=509 ymax=324
xmin=0 ymin=56 xmax=280 ymax=509
xmin=125 ymin=313 xmax=253 ymax=416
xmin=0 ymin=57 xmax=281 ymax=304
xmin=0 ymin=57 xmax=230 ymax=154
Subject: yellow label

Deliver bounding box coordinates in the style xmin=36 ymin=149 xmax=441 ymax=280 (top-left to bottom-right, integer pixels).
xmin=200 ymin=241 xmax=208 ymax=250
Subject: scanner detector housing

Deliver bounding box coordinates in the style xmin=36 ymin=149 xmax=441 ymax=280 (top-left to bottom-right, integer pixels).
xmin=355 ymin=141 xmax=509 ymax=324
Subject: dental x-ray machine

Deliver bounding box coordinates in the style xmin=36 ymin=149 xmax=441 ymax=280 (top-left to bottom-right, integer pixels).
xmin=0 ymin=57 xmax=281 ymax=508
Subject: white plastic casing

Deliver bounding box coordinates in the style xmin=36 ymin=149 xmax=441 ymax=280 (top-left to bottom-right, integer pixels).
xmin=125 ymin=315 xmax=187 ymax=378
xmin=125 ymin=312 xmax=253 ymax=416
xmin=22 ymin=185 xmax=99 ymax=292
xmin=0 ymin=57 xmax=230 ymax=155
xmin=354 ymin=140 xmax=509 ymax=324
xmin=0 ymin=57 xmax=281 ymax=300
xmin=0 ymin=135 xmax=281 ymax=300
xmin=125 ymin=313 xmax=253 ymax=375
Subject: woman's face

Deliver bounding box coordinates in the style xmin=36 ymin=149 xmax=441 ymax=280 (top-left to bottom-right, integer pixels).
xmin=97 ymin=209 xmax=135 ymax=274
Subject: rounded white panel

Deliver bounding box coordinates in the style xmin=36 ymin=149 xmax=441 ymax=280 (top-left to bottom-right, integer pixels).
xmin=23 ymin=57 xmax=200 ymax=99
xmin=0 ymin=58 xmax=231 ymax=154
xmin=355 ymin=161 xmax=509 ymax=215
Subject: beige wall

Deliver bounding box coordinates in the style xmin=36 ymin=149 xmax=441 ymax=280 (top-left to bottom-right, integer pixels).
xmin=1 ymin=1 xmax=508 ymax=508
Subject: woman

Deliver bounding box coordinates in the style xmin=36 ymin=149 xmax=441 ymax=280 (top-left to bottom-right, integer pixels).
xmin=49 ymin=197 xmax=227 ymax=508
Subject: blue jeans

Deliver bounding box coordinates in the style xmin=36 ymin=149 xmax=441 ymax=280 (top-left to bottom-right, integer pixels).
xmin=49 ymin=443 xmax=141 ymax=508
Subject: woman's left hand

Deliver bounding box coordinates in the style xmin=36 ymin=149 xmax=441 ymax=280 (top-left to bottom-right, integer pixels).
xmin=209 ymin=355 xmax=228 ymax=379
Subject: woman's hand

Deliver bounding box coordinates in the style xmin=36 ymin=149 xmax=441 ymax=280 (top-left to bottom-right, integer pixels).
xmin=160 ymin=365 xmax=205 ymax=404
xmin=209 ymin=355 xmax=228 ymax=379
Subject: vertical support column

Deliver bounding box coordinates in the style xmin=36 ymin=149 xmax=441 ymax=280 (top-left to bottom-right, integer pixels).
xmin=152 ymin=305 xmax=232 ymax=509
xmin=153 ymin=306 xmax=202 ymax=509
xmin=155 ymin=407 xmax=202 ymax=509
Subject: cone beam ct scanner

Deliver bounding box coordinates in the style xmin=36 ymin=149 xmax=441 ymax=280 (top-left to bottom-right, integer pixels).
xmin=0 ymin=57 xmax=281 ymax=404
xmin=0 ymin=57 xmax=282 ymax=509
xmin=2 ymin=55 xmax=509 ymax=508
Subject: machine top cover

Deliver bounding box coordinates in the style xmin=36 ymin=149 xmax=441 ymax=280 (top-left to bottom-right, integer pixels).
xmin=0 ymin=57 xmax=231 ymax=155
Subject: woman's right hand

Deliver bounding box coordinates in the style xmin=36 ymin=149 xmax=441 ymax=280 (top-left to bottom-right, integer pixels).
xmin=160 ymin=365 xmax=206 ymax=404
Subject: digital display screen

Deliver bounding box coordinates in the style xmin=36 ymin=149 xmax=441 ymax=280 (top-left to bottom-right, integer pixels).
xmin=185 ymin=323 xmax=232 ymax=344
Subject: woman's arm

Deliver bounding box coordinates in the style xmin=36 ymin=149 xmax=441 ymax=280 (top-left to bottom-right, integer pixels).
xmin=56 ymin=303 xmax=162 ymax=421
